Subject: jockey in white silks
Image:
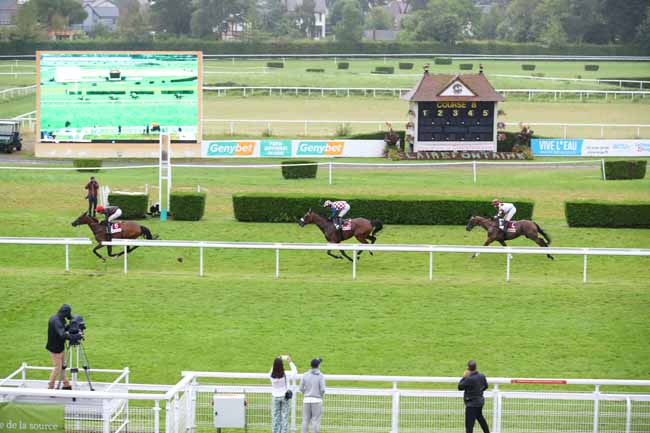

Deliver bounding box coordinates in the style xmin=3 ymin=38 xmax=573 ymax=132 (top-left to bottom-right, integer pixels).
xmin=492 ymin=198 xmax=516 ymax=233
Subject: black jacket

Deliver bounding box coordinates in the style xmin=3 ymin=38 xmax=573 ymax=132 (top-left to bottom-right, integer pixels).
xmin=46 ymin=305 xmax=71 ymax=353
xmin=458 ymin=371 xmax=488 ymax=407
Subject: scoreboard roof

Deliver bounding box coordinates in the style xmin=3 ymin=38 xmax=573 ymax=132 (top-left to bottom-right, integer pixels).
xmin=401 ymin=72 xmax=505 ymax=102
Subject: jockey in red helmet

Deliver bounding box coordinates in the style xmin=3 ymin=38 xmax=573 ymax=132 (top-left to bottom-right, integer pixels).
xmin=95 ymin=205 xmax=123 ymax=239
xmin=492 ymin=198 xmax=516 ymax=234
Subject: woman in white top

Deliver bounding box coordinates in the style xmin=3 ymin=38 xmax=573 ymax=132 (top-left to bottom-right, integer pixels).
xmin=270 ymin=355 xmax=297 ymax=433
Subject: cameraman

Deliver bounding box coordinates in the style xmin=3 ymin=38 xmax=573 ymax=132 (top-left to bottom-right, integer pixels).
xmin=46 ymin=304 xmax=72 ymax=390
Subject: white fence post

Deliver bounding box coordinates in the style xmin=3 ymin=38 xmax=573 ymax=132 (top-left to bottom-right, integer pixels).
xmin=625 ymin=397 xmax=632 ymax=433
xmin=601 ymin=159 xmax=607 ymax=181
xmin=124 ymin=245 xmax=128 ymax=274
xmin=199 ymin=245 xmax=204 ymax=277
xmin=328 ymin=162 xmax=332 ymax=185
xmin=472 ymin=160 xmax=477 ymax=184
xmin=583 ymin=254 xmax=588 ymax=283
xmin=505 ymin=253 xmax=512 ymax=282
xmin=428 ymin=250 xmax=433 ymax=281
xmin=593 ymin=385 xmax=600 ymax=433
xmin=492 ymin=384 xmax=500 ymax=433
xmin=390 ymin=382 xmax=399 ymax=433
xmin=65 ymin=244 xmax=70 ymax=272
xmin=352 ymin=246 xmax=357 ymax=280
xmin=275 ymin=247 xmax=280 ymax=278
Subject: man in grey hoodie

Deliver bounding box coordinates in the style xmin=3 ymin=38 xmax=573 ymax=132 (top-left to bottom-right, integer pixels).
xmin=300 ymin=358 xmax=326 ymax=433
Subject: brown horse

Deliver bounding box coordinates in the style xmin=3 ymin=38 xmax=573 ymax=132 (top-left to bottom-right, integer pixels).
xmin=298 ymin=209 xmax=383 ymax=261
xmin=466 ymin=215 xmax=554 ymax=260
xmin=71 ymin=213 xmax=156 ymax=261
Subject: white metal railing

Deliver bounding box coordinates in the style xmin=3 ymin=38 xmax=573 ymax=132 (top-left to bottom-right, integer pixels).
xmin=202 ymin=53 xmax=650 ymax=61
xmin=101 ymin=239 xmax=650 ymax=283
xmin=494 ymin=74 xmax=650 ymax=89
xmin=0 ymin=237 xmax=92 ymax=272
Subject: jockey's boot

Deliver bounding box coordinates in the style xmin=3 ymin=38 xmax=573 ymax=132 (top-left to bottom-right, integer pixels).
xmin=499 ymin=218 xmax=506 ymax=233
xmin=334 ymin=217 xmax=341 ymax=230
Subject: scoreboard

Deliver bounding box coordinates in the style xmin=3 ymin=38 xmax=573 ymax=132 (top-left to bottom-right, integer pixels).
xmin=417 ymin=101 xmax=495 ymax=143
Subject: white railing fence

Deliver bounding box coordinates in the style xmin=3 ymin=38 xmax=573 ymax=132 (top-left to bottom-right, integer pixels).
xmin=101 ymin=239 xmax=650 ymax=283
xmin=0 ymin=237 xmax=92 ymax=272
xmin=494 ymin=74 xmax=650 ymax=90
xmin=2 ymin=365 xmax=650 ymax=433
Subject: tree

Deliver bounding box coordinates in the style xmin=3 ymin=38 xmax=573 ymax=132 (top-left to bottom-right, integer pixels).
xmin=564 ymin=0 xmax=607 ymax=44
xmin=12 ymin=1 xmax=45 ymax=41
xmin=477 ymin=5 xmax=503 ymax=40
xmin=496 ymin=0 xmax=538 ymax=42
xmin=636 ymin=5 xmax=650 ymax=47
xmin=191 ymin=0 xmax=254 ymax=39
xmin=334 ymin=0 xmax=363 ymax=43
xmin=416 ymin=10 xmax=462 ymax=43
xmin=295 ymin=0 xmax=317 ymax=37
xmin=30 ymin=0 xmax=87 ymax=29
xmin=151 ymin=0 xmax=193 ymax=35
xmin=601 ymin=0 xmax=647 ymax=43
xmin=365 ymin=6 xmax=392 ymax=30
xmin=118 ymin=1 xmax=151 ymax=42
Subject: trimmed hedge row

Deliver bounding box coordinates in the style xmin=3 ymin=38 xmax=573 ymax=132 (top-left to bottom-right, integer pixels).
xmin=374 ymin=66 xmax=394 ymax=74
xmin=170 ymin=192 xmax=206 ymax=221
xmin=267 ymin=62 xmax=284 ymax=68
xmin=232 ymin=193 xmax=534 ymax=225
xmin=108 ymin=193 xmax=148 ymax=219
xmin=73 ymin=159 xmax=102 ymax=172
xmin=585 ymin=64 xmax=600 ymax=71
xmin=434 ymin=57 xmax=452 ymax=65
xmin=282 ymin=161 xmax=318 ymax=179
xmin=604 ymin=160 xmax=647 ymax=180
xmin=522 ymin=64 xmax=536 ymax=71
xmin=306 ymin=68 xmax=325 ymax=72
xmin=459 ymin=63 xmax=473 ymax=70
xmin=336 ymin=62 xmax=349 ymax=69
xmin=399 ymin=62 xmax=414 ymax=70
xmin=565 ymin=201 xmax=650 ymax=228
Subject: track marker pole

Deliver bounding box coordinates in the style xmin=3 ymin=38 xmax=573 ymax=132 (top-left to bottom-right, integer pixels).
xmin=472 ymin=161 xmax=477 ymax=184
xmin=352 ymin=247 xmax=357 ymax=280
xmin=123 ymin=245 xmax=128 ymax=274
xmin=328 ymin=162 xmax=332 ymax=185
xmin=65 ymin=244 xmax=70 ymax=272
xmin=428 ymin=250 xmax=433 ymax=281
xmin=275 ymin=248 xmax=280 ymax=278
xmin=601 ymin=159 xmax=607 ymax=181
xmin=199 ymin=246 xmax=204 ymax=277
xmin=583 ymin=254 xmax=587 ymax=283
xmin=505 ymin=253 xmax=511 ymax=282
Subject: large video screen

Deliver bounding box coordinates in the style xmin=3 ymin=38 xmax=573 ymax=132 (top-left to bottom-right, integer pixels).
xmin=37 ymin=51 xmax=201 ymax=142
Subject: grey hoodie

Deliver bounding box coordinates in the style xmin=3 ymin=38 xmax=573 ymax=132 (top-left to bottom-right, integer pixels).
xmin=299 ymin=368 xmax=326 ymax=400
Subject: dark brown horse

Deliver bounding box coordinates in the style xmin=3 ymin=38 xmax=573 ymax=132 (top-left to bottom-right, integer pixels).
xmin=71 ymin=213 xmax=156 ymax=261
xmin=466 ymin=215 xmax=554 ymax=260
xmin=298 ymin=209 xmax=383 ymax=261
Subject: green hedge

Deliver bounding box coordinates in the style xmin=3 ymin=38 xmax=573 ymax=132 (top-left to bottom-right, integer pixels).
xmin=170 ymin=192 xmax=206 ymax=221
xmin=337 ymin=62 xmax=349 ymax=69
xmin=585 ymin=64 xmax=600 ymax=71
xmin=281 ymin=161 xmax=318 ymax=179
xmin=267 ymin=62 xmax=284 ymax=68
xmin=73 ymin=159 xmax=102 ymax=172
xmin=459 ymin=63 xmax=474 ymax=70
xmin=306 ymin=68 xmax=325 ymax=72
xmin=232 ymin=193 xmax=534 ymax=225
xmin=373 ymin=66 xmax=394 ymax=74
xmin=565 ymin=201 xmax=650 ymax=228
xmin=604 ymin=160 xmax=647 ymax=180
xmin=108 ymin=193 xmax=148 ymax=219
xmin=398 ymin=62 xmax=414 ymax=70
xmin=522 ymin=64 xmax=536 ymax=71
xmin=434 ymin=57 xmax=452 ymax=65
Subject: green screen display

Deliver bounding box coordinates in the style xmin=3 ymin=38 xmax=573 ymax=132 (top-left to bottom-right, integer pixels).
xmin=38 ymin=52 xmax=200 ymax=142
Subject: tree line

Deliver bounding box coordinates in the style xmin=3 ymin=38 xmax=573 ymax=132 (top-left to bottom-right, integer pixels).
xmin=3 ymin=0 xmax=649 ymax=47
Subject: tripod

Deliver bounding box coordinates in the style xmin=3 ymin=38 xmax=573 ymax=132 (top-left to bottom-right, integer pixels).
xmin=58 ymin=340 xmax=94 ymax=391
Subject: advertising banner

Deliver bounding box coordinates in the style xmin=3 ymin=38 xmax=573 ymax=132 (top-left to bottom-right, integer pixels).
xmin=0 ymin=403 xmax=65 ymax=433
xmin=201 ymin=140 xmax=385 ymax=158
xmin=532 ymin=139 xmax=650 ymax=157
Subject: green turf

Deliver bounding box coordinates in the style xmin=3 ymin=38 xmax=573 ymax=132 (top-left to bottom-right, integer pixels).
xmin=0 ymin=163 xmax=648 ymax=385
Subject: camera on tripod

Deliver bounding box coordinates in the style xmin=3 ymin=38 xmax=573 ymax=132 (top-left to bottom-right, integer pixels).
xmin=67 ymin=315 xmax=86 ymax=346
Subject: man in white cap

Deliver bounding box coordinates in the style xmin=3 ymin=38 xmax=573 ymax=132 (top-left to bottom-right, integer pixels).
xmin=300 ymin=358 xmax=326 ymax=433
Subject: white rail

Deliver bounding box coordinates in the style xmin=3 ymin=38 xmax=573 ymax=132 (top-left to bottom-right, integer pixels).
xmin=0 ymin=237 xmax=92 ymax=272
xmin=101 ymin=239 xmax=650 ymax=283
xmin=494 ymin=74 xmax=650 ymax=89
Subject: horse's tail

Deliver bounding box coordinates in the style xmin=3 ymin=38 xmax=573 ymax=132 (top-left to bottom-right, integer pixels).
xmin=371 ymin=220 xmax=384 ymax=236
xmin=534 ymin=222 xmax=551 ymax=245
xmin=140 ymin=225 xmax=153 ymax=240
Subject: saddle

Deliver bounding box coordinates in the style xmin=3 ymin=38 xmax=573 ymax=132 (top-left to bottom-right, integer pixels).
xmin=341 ymin=219 xmax=352 ymax=231
xmin=109 ymin=222 xmax=123 ymax=234
xmin=504 ymin=221 xmax=517 ymax=233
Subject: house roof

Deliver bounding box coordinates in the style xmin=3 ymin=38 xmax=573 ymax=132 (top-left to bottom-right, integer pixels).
xmin=401 ymin=72 xmax=504 ymax=102
xmin=285 ymin=0 xmax=327 ymax=14
xmin=84 ymin=0 xmax=119 ymax=18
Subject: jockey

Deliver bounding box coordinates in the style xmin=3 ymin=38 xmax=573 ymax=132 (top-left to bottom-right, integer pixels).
xmin=95 ymin=205 xmax=122 ymax=238
xmin=323 ymin=200 xmax=350 ymax=230
xmin=492 ymin=198 xmax=516 ymax=233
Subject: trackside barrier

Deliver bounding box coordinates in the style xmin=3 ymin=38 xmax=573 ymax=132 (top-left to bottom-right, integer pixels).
xmin=2 ymin=364 xmax=650 ymax=433
xmin=0 ymin=237 xmax=92 ymax=272
xmin=102 ymin=239 xmax=650 ymax=283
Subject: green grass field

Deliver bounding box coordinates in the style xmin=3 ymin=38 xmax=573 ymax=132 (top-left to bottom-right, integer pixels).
xmin=0 ymin=162 xmax=649 ymax=385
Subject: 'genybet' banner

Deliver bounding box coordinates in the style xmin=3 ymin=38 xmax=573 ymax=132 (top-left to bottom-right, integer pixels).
xmin=0 ymin=403 xmax=65 ymax=433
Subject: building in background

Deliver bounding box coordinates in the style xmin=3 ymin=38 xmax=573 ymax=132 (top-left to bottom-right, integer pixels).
xmin=285 ymin=0 xmax=327 ymax=39
xmin=80 ymin=0 xmax=120 ymax=32
xmin=0 ymin=0 xmax=17 ymax=27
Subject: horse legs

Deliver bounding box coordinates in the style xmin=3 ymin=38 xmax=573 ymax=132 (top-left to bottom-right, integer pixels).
xmin=472 ymin=238 xmax=495 ymax=259
xmin=528 ymin=235 xmax=554 ymax=260
xmin=340 ymin=250 xmax=354 ymax=262
xmin=327 ymin=250 xmax=343 ymax=260
xmin=93 ymin=244 xmax=106 ymax=261
xmin=355 ymin=236 xmax=373 ymax=257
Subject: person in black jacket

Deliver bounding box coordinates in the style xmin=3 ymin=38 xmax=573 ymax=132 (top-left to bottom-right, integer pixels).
xmin=458 ymin=360 xmax=490 ymax=433
xmin=46 ymin=304 xmax=72 ymax=390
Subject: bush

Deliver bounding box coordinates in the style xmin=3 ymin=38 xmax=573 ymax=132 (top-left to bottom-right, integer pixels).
xmin=373 ymin=66 xmax=394 ymax=74
xmin=108 ymin=193 xmax=148 ymax=219
xmin=459 ymin=63 xmax=473 ymax=70
xmin=337 ymin=62 xmax=349 ymax=69
xmin=267 ymin=62 xmax=284 ymax=68
xmin=585 ymin=64 xmax=600 ymax=71
xmin=434 ymin=57 xmax=452 ymax=65
xmin=170 ymin=192 xmax=206 ymax=221
xmin=604 ymin=160 xmax=647 ymax=180
xmin=306 ymin=68 xmax=325 ymax=72
xmin=399 ymin=62 xmax=414 ymax=70
xmin=281 ymin=161 xmax=318 ymax=179
xmin=565 ymin=201 xmax=650 ymax=228
xmin=521 ymin=64 xmax=536 ymax=71
xmin=232 ymin=193 xmax=534 ymax=224
xmin=531 ymin=72 xmax=545 ymax=77
xmin=73 ymin=159 xmax=102 ymax=172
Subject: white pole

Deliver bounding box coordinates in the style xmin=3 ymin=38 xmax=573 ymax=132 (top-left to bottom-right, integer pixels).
xmin=505 ymin=253 xmax=511 ymax=282
xmin=65 ymin=244 xmax=70 ymax=272
xmin=428 ymin=251 xmax=433 ymax=281
xmin=199 ymin=246 xmax=204 ymax=277
xmin=492 ymin=384 xmax=499 ymax=432
xmin=472 ymin=160 xmax=477 ymax=184
xmin=593 ymin=385 xmax=600 ymax=433
xmin=390 ymin=382 xmax=399 ymax=433
xmin=601 ymin=159 xmax=607 ymax=181
xmin=352 ymin=247 xmax=357 ymax=280
xmin=275 ymin=248 xmax=280 ymax=278
xmin=625 ymin=397 xmax=632 ymax=433
xmin=123 ymin=245 xmax=128 ymax=274
xmin=583 ymin=254 xmax=587 ymax=283
xmin=328 ymin=162 xmax=332 ymax=185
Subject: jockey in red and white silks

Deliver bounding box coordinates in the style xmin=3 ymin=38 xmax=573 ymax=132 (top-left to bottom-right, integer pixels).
xmin=323 ymin=200 xmax=350 ymax=229
xmin=492 ymin=198 xmax=516 ymax=233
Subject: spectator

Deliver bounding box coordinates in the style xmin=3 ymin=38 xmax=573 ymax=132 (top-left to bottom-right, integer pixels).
xmin=84 ymin=176 xmax=99 ymax=217
xmin=300 ymin=358 xmax=326 ymax=433
xmin=270 ymin=355 xmax=297 ymax=433
xmin=458 ymin=360 xmax=490 ymax=433
xmin=46 ymin=304 xmax=72 ymax=390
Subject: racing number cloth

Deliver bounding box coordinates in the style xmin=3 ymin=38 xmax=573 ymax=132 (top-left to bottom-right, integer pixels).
xmin=0 ymin=403 xmax=65 ymax=433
